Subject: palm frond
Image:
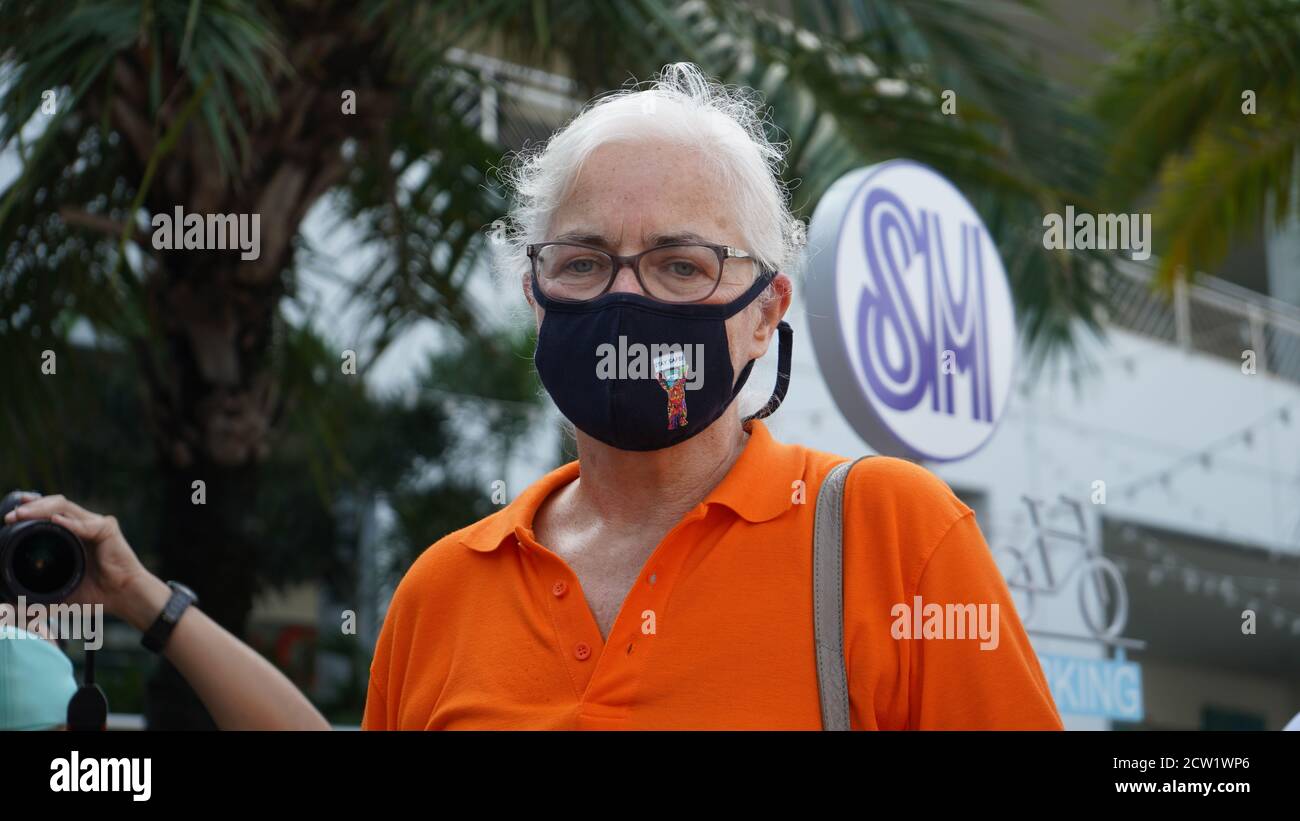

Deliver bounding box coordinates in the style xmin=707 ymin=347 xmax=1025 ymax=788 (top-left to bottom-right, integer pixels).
xmin=1092 ymin=0 xmax=1300 ymax=284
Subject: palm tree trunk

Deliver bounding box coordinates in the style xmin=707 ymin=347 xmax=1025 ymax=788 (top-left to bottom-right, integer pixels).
xmin=135 ymin=253 xmax=285 ymax=728
xmin=143 ymin=458 xmax=262 ymax=730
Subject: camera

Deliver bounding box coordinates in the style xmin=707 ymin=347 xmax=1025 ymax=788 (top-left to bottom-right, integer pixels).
xmin=0 ymin=491 xmax=86 ymax=604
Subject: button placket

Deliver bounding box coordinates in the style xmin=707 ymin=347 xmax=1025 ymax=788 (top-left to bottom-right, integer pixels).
xmin=579 ymin=505 xmax=710 ymax=717
xmin=517 ymin=526 xmax=604 ymax=697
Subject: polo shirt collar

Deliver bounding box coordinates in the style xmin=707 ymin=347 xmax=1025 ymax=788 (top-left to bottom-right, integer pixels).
xmin=458 ymin=461 xmax=580 ymax=553
xmin=700 ymin=419 xmax=807 ymax=523
xmin=458 ymin=419 xmax=805 ymax=552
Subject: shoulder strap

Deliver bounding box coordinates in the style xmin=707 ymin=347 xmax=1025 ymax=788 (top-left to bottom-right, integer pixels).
xmin=813 ymin=456 xmax=871 ymax=731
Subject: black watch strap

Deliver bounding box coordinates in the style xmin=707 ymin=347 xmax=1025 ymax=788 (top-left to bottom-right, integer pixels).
xmin=141 ymin=581 xmax=198 ymax=654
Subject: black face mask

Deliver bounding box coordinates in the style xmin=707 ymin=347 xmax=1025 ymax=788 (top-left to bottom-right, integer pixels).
xmin=532 ymin=269 xmax=792 ymax=451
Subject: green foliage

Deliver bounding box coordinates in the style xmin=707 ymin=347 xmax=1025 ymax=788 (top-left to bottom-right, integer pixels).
xmin=1093 ymin=0 xmax=1300 ymax=286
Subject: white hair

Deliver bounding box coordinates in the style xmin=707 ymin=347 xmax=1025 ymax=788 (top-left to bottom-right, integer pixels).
xmin=491 ymin=62 xmax=804 ymax=300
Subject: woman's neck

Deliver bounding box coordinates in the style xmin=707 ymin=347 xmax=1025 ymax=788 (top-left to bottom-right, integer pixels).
xmin=569 ymin=414 xmax=750 ymax=532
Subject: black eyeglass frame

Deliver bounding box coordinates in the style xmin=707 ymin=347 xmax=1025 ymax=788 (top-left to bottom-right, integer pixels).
xmin=525 ymin=240 xmax=769 ymax=305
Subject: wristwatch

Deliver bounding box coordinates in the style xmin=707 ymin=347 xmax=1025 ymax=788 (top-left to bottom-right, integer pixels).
xmin=141 ymin=581 xmax=199 ymax=654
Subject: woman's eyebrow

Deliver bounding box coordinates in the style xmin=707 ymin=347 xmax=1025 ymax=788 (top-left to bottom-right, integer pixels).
xmin=550 ymin=231 xmax=714 ymax=249
xmin=647 ymin=231 xmax=710 ymax=246
xmin=553 ymin=231 xmax=611 ymax=247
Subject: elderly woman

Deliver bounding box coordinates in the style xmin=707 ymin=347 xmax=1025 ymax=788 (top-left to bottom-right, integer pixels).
xmin=362 ymin=64 xmax=1060 ymax=730
xmin=4 ymin=64 xmax=1059 ymax=731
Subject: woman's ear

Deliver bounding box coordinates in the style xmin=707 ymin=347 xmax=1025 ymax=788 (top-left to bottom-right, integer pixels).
xmin=522 ymin=271 xmax=535 ymax=307
xmin=739 ymin=272 xmax=792 ymax=363
xmin=524 ymin=271 xmax=546 ymax=328
xmin=756 ymin=272 xmax=793 ymax=341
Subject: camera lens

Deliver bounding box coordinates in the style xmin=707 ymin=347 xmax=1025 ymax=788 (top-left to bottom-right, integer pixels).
xmin=0 ymin=520 xmax=85 ymax=604
xmin=12 ymin=529 xmax=79 ymax=596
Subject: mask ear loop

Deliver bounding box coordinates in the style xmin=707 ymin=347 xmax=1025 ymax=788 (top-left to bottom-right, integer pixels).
xmin=742 ymin=320 xmax=793 ymax=424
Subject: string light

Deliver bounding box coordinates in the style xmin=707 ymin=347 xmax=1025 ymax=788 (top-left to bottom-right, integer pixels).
xmin=993 ymin=508 xmax=1300 ymax=630
xmin=1118 ymin=527 xmax=1300 ymax=629
xmin=1111 ymin=402 xmax=1299 ymax=501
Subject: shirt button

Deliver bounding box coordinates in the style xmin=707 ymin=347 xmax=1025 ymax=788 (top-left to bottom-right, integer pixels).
xmin=552 ymin=580 xmax=567 ymax=597
xmin=574 ymin=642 xmax=592 ymax=661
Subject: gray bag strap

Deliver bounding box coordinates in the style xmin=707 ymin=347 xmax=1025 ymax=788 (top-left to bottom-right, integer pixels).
xmin=813 ymin=456 xmax=871 ymax=731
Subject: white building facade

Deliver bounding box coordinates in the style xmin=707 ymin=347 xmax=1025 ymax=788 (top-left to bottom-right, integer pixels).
xmin=762 ymin=255 xmax=1300 ymax=730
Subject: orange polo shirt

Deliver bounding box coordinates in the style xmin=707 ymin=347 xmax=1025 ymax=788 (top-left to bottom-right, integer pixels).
xmin=362 ymin=419 xmax=1062 ymax=730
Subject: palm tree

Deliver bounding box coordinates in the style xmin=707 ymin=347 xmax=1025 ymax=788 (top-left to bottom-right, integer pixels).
xmin=1 ymin=0 xmax=1108 ymax=726
xmin=1092 ymin=0 xmax=1300 ymax=288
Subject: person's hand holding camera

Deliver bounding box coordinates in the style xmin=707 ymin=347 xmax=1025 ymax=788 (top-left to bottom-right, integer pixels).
xmin=1 ymin=492 xmax=169 ymax=631
xmin=1 ymin=490 xmax=328 ymax=729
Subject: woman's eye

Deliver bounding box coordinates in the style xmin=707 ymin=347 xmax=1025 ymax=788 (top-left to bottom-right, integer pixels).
xmin=564 ymin=258 xmax=598 ymax=274
xmin=667 ymin=261 xmax=701 ymax=277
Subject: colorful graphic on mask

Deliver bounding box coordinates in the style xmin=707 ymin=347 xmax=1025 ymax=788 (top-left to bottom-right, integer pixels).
xmin=654 ymin=351 xmax=690 ymax=430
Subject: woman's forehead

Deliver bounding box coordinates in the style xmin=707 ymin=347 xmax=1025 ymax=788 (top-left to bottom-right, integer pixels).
xmin=548 ymin=141 xmax=743 ymax=246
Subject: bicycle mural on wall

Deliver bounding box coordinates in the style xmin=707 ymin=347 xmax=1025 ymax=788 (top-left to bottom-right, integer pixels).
xmin=995 ymin=495 xmax=1145 ymax=650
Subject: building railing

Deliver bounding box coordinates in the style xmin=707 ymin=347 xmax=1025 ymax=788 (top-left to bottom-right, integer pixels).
xmin=1104 ymin=260 xmax=1300 ymax=383
xmin=445 ymin=47 xmax=581 ymax=151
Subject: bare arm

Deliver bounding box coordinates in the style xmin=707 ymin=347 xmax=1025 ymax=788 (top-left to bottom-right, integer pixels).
xmin=4 ymin=493 xmax=330 ymax=731
xmin=118 ymin=573 xmax=330 ymax=730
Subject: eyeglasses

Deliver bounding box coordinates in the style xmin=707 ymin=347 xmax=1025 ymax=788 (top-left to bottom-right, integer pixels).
xmin=526 ymin=241 xmax=763 ymax=304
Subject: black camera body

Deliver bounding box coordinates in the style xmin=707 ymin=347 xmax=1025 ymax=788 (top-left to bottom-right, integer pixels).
xmin=0 ymin=491 xmax=86 ymax=604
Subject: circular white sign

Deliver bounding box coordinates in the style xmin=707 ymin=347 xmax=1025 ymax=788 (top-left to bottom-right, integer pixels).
xmin=806 ymin=160 xmax=1016 ymax=462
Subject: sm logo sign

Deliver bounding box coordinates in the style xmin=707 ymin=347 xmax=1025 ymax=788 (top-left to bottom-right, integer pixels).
xmin=807 ymin=160 xmax=1017 ymax=462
